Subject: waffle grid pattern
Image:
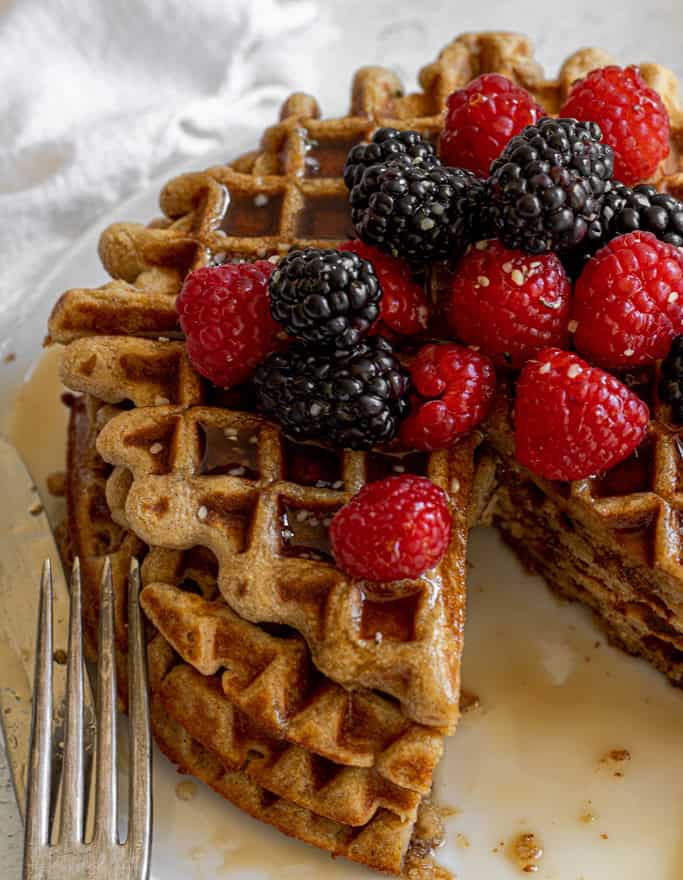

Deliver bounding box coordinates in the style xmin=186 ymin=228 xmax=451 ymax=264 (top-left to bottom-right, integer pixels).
xmin=95 ymin=403 xmax=476 ymax=729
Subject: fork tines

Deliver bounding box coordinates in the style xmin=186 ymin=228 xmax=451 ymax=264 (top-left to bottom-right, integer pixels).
xmin=23 ymin=557 xmax=152 ymax=880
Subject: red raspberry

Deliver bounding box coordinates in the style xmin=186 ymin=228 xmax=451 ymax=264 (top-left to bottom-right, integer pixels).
xmin=339 ymin=241 xmax=429 ymax=338
xmin=515 ymin=348 xmax=650 ymax=481
xmin=177 ymin=261 xmax=285 ymax=388
xmin=560 ymin=66 xmax=670 ymax=185
xmin=400 ymin=344 xmax=496 ymax=451
xmin=440 ymin=74 xmax=545 ymax=178
xmin=330 ymin=475 xmax=451 ymax=581
xmin=446 ymin=240 xmax=571 ymax=369
xmin=572 ymin=231 xmax=683 ymax=369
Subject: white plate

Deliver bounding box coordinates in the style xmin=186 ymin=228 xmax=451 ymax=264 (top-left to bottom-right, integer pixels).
xmin=2 ymin=155 xmax=683 ymax=880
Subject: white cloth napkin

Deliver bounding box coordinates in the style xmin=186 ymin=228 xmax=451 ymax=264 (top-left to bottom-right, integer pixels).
xmin=0 ymin=0 xmax=330 ymax=327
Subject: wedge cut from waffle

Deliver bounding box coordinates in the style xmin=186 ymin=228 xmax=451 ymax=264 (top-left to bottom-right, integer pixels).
xmin=95 ymin=401 xmax=477 ymax=730
xmin=64 ymin=396 xmax=454 ymax=875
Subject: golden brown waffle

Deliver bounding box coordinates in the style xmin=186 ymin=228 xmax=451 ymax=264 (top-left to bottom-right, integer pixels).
xmin=95 ymin=402 xmax=477 ymax=729
xmin=52 ymin=28 xmax=683 ymax=874
xmin=65 ymin=396 xmax=452 ymax=875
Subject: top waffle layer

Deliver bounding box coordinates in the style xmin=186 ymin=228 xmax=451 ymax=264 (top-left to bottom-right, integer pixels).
xmin=49 ymin=30 xmax=683 ymax=727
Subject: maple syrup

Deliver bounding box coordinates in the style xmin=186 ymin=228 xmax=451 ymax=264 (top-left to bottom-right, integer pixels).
xmin=199 ymin=423 xmax=260 ymax=479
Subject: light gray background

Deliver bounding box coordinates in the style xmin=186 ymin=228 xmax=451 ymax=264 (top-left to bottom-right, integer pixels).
xmin=3 ymin=0 xmax=683 ymax=874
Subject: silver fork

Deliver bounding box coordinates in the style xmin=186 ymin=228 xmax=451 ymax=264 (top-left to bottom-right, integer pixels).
xmin=22 ymin=557 xmax=152 ymax=880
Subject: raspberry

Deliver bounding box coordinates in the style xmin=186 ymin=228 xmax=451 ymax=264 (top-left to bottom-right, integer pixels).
xmin=400 ymin=344 xmax=496 ymax=451
xmin=339 ymin=241 xmax=429 ymax=337
xmin=440 ymin=73 xmax=546 ymax=178
xmin=177 ymin=261 xmax=285 ymax=388
xmin=572 ymin=231 xmax=683 ymax=368
xmin=514 ymin=348 xmax=650 ymax=481
xmin=330 ymin=475 xmax=452 ymax=581
xmin=560 ymin=66 xmax=670 ymax=186
xmin=445 ymin=239 xmax=571 ymax=368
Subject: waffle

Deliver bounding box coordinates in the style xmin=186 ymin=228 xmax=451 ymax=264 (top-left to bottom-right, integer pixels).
xmin=93 ymin=401 xmax=476 ymax=728
xmin=488 ymin=371 xmax=683 ymax=684
xmin=64 ymin=395 xmax=454 ymax=875
xmin=50 ymin=27 xmax=683 ymax=875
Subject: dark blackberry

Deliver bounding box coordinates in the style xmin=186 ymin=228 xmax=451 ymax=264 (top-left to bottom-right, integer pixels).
xmin=349 ymin=159 xmax=485 ymax=263
xmin=269 ymin=248 xmax=381 ymax=349
xmin=488 ymin=117 xmax=614 ymax=254
xmin=253 ymin=336 xmax=410 ymax=450
xmin=565 ymin=182 xmax=683 ymax=277
xmin=343 ymin=128 xmax=439 ymax=189
xmin=604 ymin=183 xmax=683 ymax=248
xmin=658 ymin=334 xmax=683 ymax=424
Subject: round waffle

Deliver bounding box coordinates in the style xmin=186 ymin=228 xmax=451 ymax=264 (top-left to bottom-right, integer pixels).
xmin=51 ymin=30 xmax=683 ymax=876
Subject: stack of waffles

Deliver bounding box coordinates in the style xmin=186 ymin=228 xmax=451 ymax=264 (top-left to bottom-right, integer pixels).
xmin=48 ymin=30 xmax=683 ymax=875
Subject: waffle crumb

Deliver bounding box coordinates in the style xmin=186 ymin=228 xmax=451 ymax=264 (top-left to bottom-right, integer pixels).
xmin=47 ymin=471 xmax=66 ymax=497
xmin=53 ymin=649 xmax=67 ymax=665
xmin=3 ymin=352 xmax=16 ymax=364
xmin=456 ymin=832 xmax=470 ymax=848
xmin=175 ymin=780 xmax=197 ymax=802
xmin=579 ymin=800 xmax=598 ymax=824
xmin=511 ymin=832 xmax=543 ymax=874
xmin=599 ymin=748 xmax=631 ymax=776
xmin=29 ymin=502 xmax=44 ymax=516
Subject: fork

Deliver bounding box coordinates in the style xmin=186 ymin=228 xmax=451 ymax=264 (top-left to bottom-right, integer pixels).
xmin=22 ymin=557 xmax=152 ymax=880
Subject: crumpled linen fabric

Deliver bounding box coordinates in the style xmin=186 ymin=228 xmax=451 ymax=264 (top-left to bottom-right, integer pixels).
xmin=0 ymin=0 xmax=330 ymax=327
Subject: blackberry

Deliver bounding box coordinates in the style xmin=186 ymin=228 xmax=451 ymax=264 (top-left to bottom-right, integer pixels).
xmin=349 ymin=159 xmax=485 ymax=263
xmin=269 ymin=248 xmax=381 ymax=349
xmin=658 ymin=334 xmax=683 ymax=424
xmin=566 ymin=183 xmax=683 ymax=277
xmin=343 ymin=128 xmax=439 ymax=189
xmin=602 ymin=183 xmax=683 ymax=248
xmin=253 ymin=336 xmax=410 ymax=450
xmin=488 ymin=117 xmax=614 ymax=254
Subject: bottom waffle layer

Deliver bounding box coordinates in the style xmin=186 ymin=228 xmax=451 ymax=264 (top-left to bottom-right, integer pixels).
xmin=494 ymin=466 xmax=683 ymax=685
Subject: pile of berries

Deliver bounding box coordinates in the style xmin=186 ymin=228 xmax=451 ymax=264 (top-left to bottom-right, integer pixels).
xmin=176 ymin=61 xmax=683 ymax=582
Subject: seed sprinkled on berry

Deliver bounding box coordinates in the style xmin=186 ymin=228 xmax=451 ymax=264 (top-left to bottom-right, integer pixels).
xmin=339 ymin=240 xmax=430 ymax=338
xmin=343 ymin=128 xmax=440 ymax=190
